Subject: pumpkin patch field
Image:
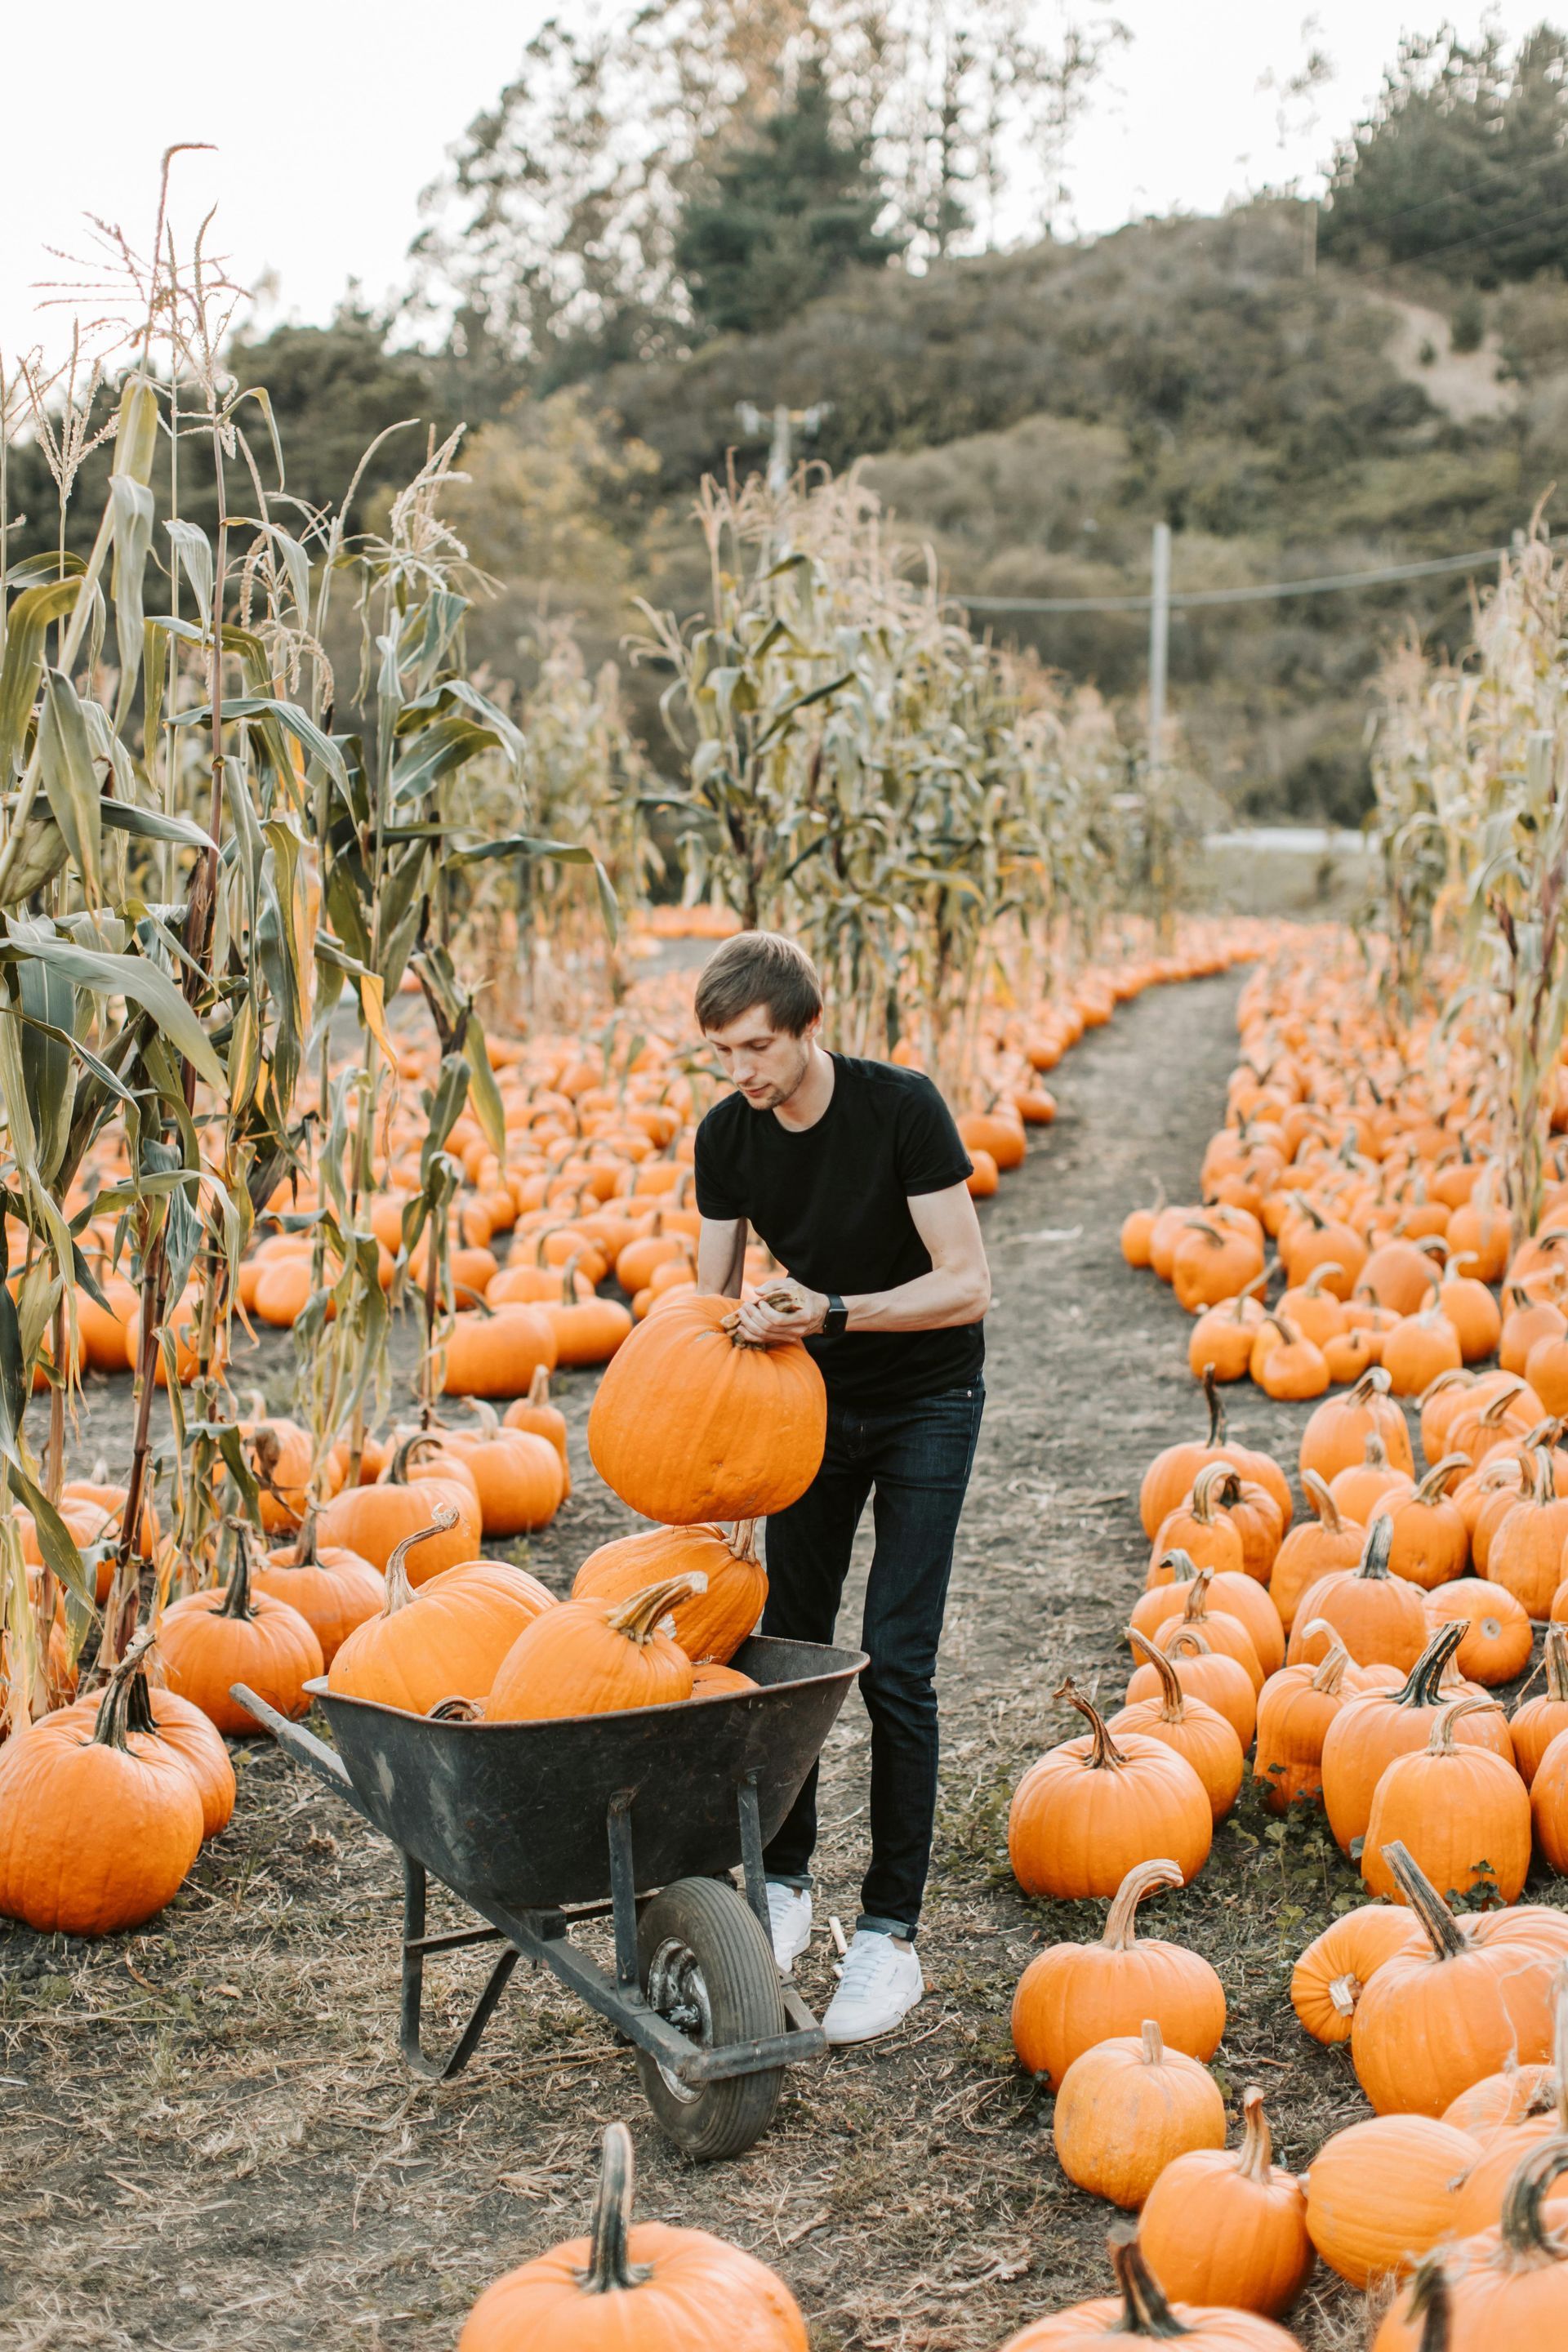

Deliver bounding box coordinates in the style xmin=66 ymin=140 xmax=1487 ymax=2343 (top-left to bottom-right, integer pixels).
xmin=10 ymin=946 xmax=1561 ymax=2352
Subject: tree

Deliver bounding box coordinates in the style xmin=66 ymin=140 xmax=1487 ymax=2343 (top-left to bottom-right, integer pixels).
xmin=675 ymin=65 xmax=902 ymax=336
xmin=1321 ymin=23 xmax=1568 ymax=283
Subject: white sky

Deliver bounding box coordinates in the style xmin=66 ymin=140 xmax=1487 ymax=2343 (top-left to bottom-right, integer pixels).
xmin=0 ymin=1 xmax=1557 ymax=366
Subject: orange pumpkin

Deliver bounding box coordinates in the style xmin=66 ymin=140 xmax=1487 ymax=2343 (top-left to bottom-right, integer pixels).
xmin=587 ymin=1293 xmax=826 ymax=1523
xmin=254 ymin=1508 xmax=385 ymax=1667
xmin=159 ymin=1528 xmax=324 ymax=1735
xmin=327 ymin=1510 xmax=556 ymax=1714
xmin=318 ymin=1432 xmax=482 ymax=1580
xmin=486 ymin=1574 xmax=699 ymax=1722
xmin=1008 ymin=1680 xmax=1213 ymax=1899
xmin=572 ymin=1521 xmax=766 ymax=1664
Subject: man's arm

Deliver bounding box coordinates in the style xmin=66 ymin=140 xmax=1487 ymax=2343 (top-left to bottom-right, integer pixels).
xmin=728 ymin=1182 xmax=990 ymax=1345
xmin=697 ymin=1214 xmax=749 ymax=1300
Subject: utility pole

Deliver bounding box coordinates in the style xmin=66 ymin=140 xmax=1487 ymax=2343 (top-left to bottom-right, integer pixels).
xmin=1303 ymin=198 xmax=1318 ymax=278
xmin=735 ymin=399 xmax=834 ymax=496
xmin=1147 ymin=520 xmax=1171 ymax=777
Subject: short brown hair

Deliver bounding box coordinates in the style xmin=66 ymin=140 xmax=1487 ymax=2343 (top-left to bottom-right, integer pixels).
xmin=694 ymin=931 xmax=823 ymax=1036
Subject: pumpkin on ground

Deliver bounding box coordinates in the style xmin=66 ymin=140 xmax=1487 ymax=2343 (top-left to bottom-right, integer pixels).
xmin=1361 ymin=1698 xmax=1528 ymax=1905
xmin=1135 ymin=2085 xmax=1313 ymax=2319
xmin=117 ymin=1664 xmax=235 ymax=1841
xmin=1125 ymin=1627 xmax=1258 ymax=1749
xmin=1285 ymin=1516 xmax=1428 ymax=1673
xmin=1290 ymin=1904 xmax=1423 ymax=2045
xmin=1321 ymin=1620 xmax=1511 ymax=1856
xmin=318 ymin=1432 xmax=483 ymax=1579
xmin=1111 ymin=1633 xmax=1245 ymax=1820
xmin=255 ymin=1508 xmax=384 ymax=1667
xmin=1252 ymin=1633 xmax=1401 ymax=1815
xmin=1446 ymin=1967 xmax=1568 ymax=2235
xmin=1266 ymin=1477 xmax=1363 ymax=1631
xmin=1373 ymin=2136 xmax=1568 ymax=2348
xmin=328 ymin=1511 xmax=555 ymax=1716
xmin=1303 ymin=2111 xmax=1480 ymax=2288
xmin=1422 ymin=1575 xmax=1535 ymax=1685
xmin=457 ymin=2120 xmax=807 ymax=2351
xmin=439 ymin=1404 xmax=564 ymax=1535
xmin=571 ymin=1521 xmax=766 ymax=1664
xmin=1514 ymin=1622 xmax=1568 ymax=1786
xmin=1298 ymin=1365 xmax=1413 ymax=1490
xmin=1351 ymin=1842 xmax=1565 ymax=2116
xmin=501 ymin=1366 xmax=570 ymax=1496
xmin=0 ymin=1633 xmax=204 ymax=1934
xmin=587 ymin=1292 xmax=826 ymax=1523
xmin=1000 ymin=2225 xmax=1305 ymax=2352
xmin=159 ymin=1527 xmax=323 ymax=1735
xmin=487 ymin=1574 xmax=701 ymax=1722
xmin=1053 ymin=2020 xmax=1226 ymax=2209
xmin=1008 ymin=1681 xmax=1213 ymax=1900
xmin=1010 ymin=1857 xmax=1225 ymax=2089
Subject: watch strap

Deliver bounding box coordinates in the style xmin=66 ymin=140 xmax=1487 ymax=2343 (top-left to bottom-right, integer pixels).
xmin=824 ymin=1291 xmax=849 ymax=1338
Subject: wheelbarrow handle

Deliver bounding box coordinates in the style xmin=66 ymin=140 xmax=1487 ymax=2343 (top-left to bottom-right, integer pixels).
xmin=229 ymin=1684 xmax=354 ymax=1796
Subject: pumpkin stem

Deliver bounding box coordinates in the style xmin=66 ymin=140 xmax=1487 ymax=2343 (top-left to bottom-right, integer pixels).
xmin=578 ymin=2121 xmax=654 ymax=2294
xmin=1178 ymin=1568 xmax=1215 ymax=1624
xmin=390 ymin=1428 xmax=449 ymax=1485
xmin=291 ymin=1505 xmax=322 ymax=1569
xmin=1414 ymin=1454 xmax=1471 ymax=1507
xmin=1539 ymin=1620 xmax=1568 ymax=1708
xmin=1304 ymin=1627 xmax=1352 ymax=1693
xmin=1235 ymin=2086 xmax=1274 ymax=2185
xmin=1139 ymin=2018 xmax=1166 ymax=2066
xmin=1399 ymin=2253 xmax=1454 ymax=2352
xmin=1417 ymin=1367 xmax=1472 ymax=1414
xmin=383 ymin=1506 xmax=461 ymax=1615
xmin=1100 ymin=1859 xmax=1183 ymax=1951
xmin=1202 ymin=1364 xmax=1225 ymax=1450
xmin=1303 ymin=1261 xmax=1343 ymax=1297
xmin=1165 ymin=1628 xmax=1213 ymax=1661
xmin=1126 ymin=1627 xmax=1186 ymax=1721
xmin=1301 ymin=1469 xmax=1342 ymax=1531
xmin=727 ymin=1519 xmax=760 ymax=1565
xmin=1351 ymin=1365 xmax=1393 ymax=1407
xmin=1427 ymin=1696 xmax=1499 ymax=1753
xmin=465 ymin=1399 xmax=501 ymax=1437
xmin=217 ymin=1520 xmax=261 ymax=1622
xmin=89 ymin=1625 xmax=157 ymax=1750
xmin=1396 ymin=1620 xmax=1467 ymax=1708
xmin=1381 ymin=1841 xmax=1467 ymax=1958
xmin=1360 ymin=1430 xmax=1391 ymax=1473
xmin=1054 ymin=1677 xmax=1128 ymax=1771
xmin=604 ymin=1573 xmax=707 ymax=1644
xmin=1328 ymin=1973 xmax=1362 ymax=2019
xmin=1186 ymin=1466 xmax=1225 ymax=1526
xmin=1497 ymin=2131 xmax=1568 ymax=2268
xmin=1356 ymin=1513 xmax=1395 ymax=1583
xmin=1156 ymin=1548 xmax=1199 ymax=1587
xmin=527 ymin=1365 xmax=550 ymax=1407
xmin=561 ymin=1252 xmax=586 ymax=1306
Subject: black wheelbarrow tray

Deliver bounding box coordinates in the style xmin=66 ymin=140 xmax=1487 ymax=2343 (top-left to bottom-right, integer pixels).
xmin=231 ymin=1633 xmax=866 ymax=2160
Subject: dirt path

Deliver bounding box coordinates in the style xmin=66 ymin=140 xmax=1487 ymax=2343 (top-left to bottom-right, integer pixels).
xmin=2 ymin=970 xmax=1413 ymax=2350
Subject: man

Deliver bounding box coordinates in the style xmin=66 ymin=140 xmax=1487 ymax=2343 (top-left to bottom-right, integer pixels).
xmin=693 ymin=930 xmax=990 ymax=2045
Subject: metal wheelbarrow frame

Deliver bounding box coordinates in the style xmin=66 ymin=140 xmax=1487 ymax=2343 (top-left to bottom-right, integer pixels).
xmin=234 ymin=1631 xmax=866 ymax=2160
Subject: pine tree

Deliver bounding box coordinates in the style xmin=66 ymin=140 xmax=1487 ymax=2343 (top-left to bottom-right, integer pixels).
xmin=675 ymin=64 xmax=904 ymax=338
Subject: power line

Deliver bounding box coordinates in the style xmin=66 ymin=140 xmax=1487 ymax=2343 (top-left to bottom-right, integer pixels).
xmin=1333 ymin=188 xmax=1568 ymax=282
xmin=958 ymin=543 xmax=1513 ymax=617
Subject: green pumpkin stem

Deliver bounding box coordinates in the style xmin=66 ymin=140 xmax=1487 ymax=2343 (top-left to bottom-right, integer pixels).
xmin=580 ymin=2122 xmax=653 ymax=2294
xmin=217 ymin=1521 xmax=261 ymax=1622
xmin=1202 ymin=1363 xmax=1224 ymax=1449
xmin=1395 ymin=1619 xmax=1467 ymax=1708
xmin=1498 ymin=2129 xmax=1568 ymax=2265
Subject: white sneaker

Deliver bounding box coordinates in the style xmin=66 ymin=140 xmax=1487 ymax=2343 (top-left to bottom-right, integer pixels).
xmin=765 ymin=1882 xmax=813 ymax=1974
xmin=822 ymin=1929 xmax=924 ymax=2046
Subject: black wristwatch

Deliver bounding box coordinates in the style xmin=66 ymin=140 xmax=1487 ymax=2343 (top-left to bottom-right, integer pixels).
xmin=823 ymin=1292 xmax=849 ymax=1339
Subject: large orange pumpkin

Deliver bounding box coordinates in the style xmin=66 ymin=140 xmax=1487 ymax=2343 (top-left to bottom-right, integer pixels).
xmin=327 ymin=1509 xmax=556 ymax=1715
xmin=1010 ymin=1856 xmax=1225 ymax=2089
xmin=487 ymin=1574 xmax=701 ymax=1721
xmin=0 ymin=1633 xmax=204 ymax=1934
xmin=1008 ymin=1681 xmax=1213 ymax=1899
xmin=159 ymin=1528 xmax=324 ymax=1735
xmin=254 ymin=1508 xmax=385 ymax=1667
xmin=318 ymin=1432 xmax=482 ymax=1579
xmin=571 ymin=1521 xmax=766 ymax=1664
xmin=587 ymin=1293 xmax=826 ymax=1523
xmin=458 ymin=2121 xmax=807 ymax=2352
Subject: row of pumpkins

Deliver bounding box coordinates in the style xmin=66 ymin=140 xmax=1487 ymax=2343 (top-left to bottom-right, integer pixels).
xmin=1122 ymin=928 xmax=1568 ymax=1410
xmin=33 ymin=917 xmax=1262 ymax=1405
xmin=969 ymin=1356 xmax=1568 ymax=2343
xmin=453 ymin=2092 xmax=1568 ymax=2350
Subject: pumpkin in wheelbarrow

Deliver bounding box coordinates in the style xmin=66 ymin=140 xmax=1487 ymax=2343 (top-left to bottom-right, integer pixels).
xmin=587 ymin=1292 xmax=826 ymax=1523
xmin=328 ymin=1510 xmax=555 ymax=1716
xmin=570 ymin=1520 xmax=766 ymax=1664
xmin=487 ymin=1574 xmax=701 ymax=1720
xmin=459 ymin=2120 xmax=806 ymax=2350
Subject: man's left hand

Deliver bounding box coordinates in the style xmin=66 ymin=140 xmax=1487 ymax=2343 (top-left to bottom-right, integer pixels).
xmin=733 ymin=1281 xmax=829 ymax=1345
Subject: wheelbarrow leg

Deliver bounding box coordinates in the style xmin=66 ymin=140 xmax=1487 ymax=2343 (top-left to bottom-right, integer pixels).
xmin=399 ymin=1852 xmax=519 ymax=2082
xmin=736 ymin=1772 xmax=770 ymax=1939
xmin=606 ymin=1793 xmax=641 ymax=1992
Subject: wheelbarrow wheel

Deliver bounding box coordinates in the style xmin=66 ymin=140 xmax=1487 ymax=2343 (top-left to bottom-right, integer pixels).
xmin=635 ymin=1875 xmax=786 ymax=2160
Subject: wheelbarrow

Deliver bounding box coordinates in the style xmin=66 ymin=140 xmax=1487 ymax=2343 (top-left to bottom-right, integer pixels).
xmin=233 ymin=1632 xmax=866 ymax=2160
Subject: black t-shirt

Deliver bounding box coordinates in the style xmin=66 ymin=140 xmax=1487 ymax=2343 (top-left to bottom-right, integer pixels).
xmin=693 ymin=1055 xmax=984 ymax=1409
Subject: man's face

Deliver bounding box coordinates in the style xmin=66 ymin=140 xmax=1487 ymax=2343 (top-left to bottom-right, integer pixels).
xmin=704 ymin=1003 xmax=818 ymax=1110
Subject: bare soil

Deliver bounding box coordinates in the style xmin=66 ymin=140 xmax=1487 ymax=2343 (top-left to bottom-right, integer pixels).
xmin=4 ymin=967 xmax=1552 ymax=2352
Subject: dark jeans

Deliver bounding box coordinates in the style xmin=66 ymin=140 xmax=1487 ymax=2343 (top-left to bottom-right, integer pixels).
xmin=760 ymin=1380 xmax=985 ymax=1941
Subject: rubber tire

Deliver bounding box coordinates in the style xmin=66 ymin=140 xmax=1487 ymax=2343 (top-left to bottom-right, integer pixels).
xmin=635 ymin=1875 xmax=786 ymax=2160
